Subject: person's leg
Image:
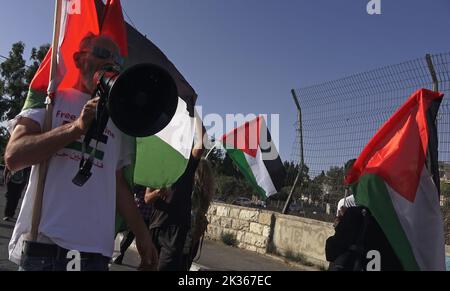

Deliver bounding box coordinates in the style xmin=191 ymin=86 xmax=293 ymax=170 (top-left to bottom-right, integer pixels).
xmin=156 ymin=225 xmax=188 ymax=271
xmin=187 ymin=240 xmax=201 ymax=270
xmin=8 ymin=182 xmax=25 ymax=218
xmin=4 ymin=182 xmax=21 ymax=218
xmin=114 ymin=231 xmax=136 ymax=264
xmin=181 ymin=229 xmax=193 ymax=270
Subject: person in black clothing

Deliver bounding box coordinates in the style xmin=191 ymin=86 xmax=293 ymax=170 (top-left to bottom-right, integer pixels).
xmin=146 ymin=147 xmax=202 ymax=271
xmin=182 ymin=158 xmax=215 ymax=270
xmin=325 ymin=205 xmax=403 ymax=271
xmin=3 ymin=167 xmax=30 ymax=221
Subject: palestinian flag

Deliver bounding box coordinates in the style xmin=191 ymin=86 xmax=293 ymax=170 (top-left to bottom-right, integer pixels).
xmin=221 ymin=116 xmax=286 ymax=199
xmin=133 ymin=100 xmax=195 ymax=188
xmin=26 ymin=0 xmax=196 ymax=188
xmin=96 ymin=0 xmax=196 ymax=188
xmin=94 ymin=0 xmax=197 ymax=233
xmin=345 ymin=88 xmax=445 ymax=271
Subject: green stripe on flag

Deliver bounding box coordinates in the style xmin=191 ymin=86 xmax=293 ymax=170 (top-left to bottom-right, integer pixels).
xmin=226 ymin=148 xmax=266 ymax=198
xmin=134 ymin=135 xmax=188 ymax=188
xmin=352 ymin=174 xmax=420 ymax=271
xmin=23 ymin=89 xmax=46 ymax=111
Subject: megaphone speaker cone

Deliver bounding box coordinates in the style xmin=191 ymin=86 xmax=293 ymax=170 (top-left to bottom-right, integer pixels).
xmin=107 ymin=64 xmax=178 ymax=137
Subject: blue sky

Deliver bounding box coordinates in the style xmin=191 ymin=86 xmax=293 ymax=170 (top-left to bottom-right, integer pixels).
xmin=1 ymin=0 xmax=449 ymax=162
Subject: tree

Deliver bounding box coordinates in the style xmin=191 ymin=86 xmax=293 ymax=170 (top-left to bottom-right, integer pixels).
xmin=283 ymin=161 xmax=299 ymax=186
xmin=0 ymin=42 xmax=49 ymax=160
xmin=324 ymin=166 xmax=346 ymax=206
xmin=203 ymin=140 xmax=224 ymax=170
xmin=217 ymin=154 xmax=243 ymax=179
xmin=441 ymin=181 xmax=450 ymax=198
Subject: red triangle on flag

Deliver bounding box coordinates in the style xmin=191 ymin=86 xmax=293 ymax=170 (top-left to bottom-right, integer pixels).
xmin=100 ymin=0 xmax=128 ymax=57
xmin=346 ymin=89 xmax=443 ymax=202
xmin=221 ymin=116 xmax=261 ymax=158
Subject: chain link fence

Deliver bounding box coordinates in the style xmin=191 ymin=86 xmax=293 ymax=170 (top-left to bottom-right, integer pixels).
xmin=284 ymin=53 xmax=450 ymax=234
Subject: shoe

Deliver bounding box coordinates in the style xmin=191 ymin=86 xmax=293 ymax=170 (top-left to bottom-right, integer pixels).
xmin=113 ymin=254 xmax=124 ymax=265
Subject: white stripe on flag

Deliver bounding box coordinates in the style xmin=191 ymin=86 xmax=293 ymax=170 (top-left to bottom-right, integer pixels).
xmin=245 ymin=149 xmax=277 ymax=197
xmin=155 ymin=97 xmax=195 ymax=159
xmin=387 ymin=168 xmax=445 ymax=270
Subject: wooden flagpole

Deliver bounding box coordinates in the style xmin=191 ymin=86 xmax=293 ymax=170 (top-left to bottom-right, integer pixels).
xmin=29 ymin=0 xmax=63 ymax=241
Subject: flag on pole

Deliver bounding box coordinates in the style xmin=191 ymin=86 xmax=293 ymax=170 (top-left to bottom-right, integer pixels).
xmin=26 ymin=1 xmax=196 ymax=188
xmin=221 ymin=116 xmax=286 ymax=199
xmin=96 ymin=0 xmax=196 ymax=189
xmin=23 ymin=0 xmax=100 ymax=110
xmin=345 ymin=88 xmax=445 ymax=271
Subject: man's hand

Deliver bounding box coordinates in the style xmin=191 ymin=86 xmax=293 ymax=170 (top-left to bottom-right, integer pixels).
xmin=144 ymin=188 xmax=160 ymax=204
xmin=74 ymin=97 xmax=100 ymax=134
xmin=116 ymin=169 xmax=158 ymax=271
xmin=135 ymin=234 xmax=158 ymax=271
xmin=144 ymin=187 xmax=170 ymax=204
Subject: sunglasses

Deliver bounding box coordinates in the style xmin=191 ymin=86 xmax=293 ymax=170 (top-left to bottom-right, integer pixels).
xmin=81 ymin=46 xmax=124 ymax=67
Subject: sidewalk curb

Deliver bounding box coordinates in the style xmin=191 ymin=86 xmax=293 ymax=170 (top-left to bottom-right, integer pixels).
xmin=262 ymin=253 xmax=322 ymax=271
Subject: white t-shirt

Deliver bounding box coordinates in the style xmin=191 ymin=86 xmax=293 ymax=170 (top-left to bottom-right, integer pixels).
xmin=8 ymin=88 xmax=134 ymax=264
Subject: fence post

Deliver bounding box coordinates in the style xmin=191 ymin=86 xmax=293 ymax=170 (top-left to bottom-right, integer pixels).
xmin=283 ymin=89 xmax=305 ymax=214
xmin=426 ymin=54 xmax=439 ymax=92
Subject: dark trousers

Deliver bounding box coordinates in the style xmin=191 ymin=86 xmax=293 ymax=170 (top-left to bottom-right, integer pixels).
xmin=118 ymin=220 xmax=150 ymax=257
xmin=150 ymin=225 xmax=189 ymax=271
xmin=20 ymin=242 xmax=110 ymax=271
xmin=181 ymin=230 xmax=201 ymax=270
xmin=4 ymin=181 xmax=26 ymax=217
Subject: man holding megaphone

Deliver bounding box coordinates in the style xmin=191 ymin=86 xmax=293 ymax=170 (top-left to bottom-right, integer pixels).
xmin=5 ymin=34 xmax=163 ymax=271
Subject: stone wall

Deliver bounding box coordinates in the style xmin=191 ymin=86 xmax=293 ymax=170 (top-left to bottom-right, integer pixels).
xmin=271 ymin=213 xmax=334 ymax=266
xmin=205 ymin=203 xmax=273 ymax=254
xmin=206 ymin=202 xmax=450 ymax=268
xmin=205 ymin=202 xmax=334 ymax=266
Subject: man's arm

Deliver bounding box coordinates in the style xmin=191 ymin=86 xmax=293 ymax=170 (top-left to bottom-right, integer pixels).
xmin=116 ymin=169 xmax=158 ymax=269
xmin=5 ymin=117 xmax=82 ymax=171
xmin=5 ymin=97 xmax=99 ymax=171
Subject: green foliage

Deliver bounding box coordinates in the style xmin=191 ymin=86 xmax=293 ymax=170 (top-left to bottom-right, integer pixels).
xmin=441 ymin=181 xmax=450 ymax=198
xmin=284 ymin=249 xmax=314 ymax=267
xmin=215 ymin=175 xmax=254 ymax=202
xmin=266 ymin=242 xmax=276 ymax=254
xmin=0 ymin=41 xmax=49 ymax=160
xmin=442 ymin=197 xmax=450 ymax=245
xmin=220 ymin=232 xmax=237 ymax=247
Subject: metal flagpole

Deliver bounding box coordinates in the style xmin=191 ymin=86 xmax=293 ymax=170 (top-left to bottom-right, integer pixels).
xmin=29 ymin=0 xmax=63 ymax=241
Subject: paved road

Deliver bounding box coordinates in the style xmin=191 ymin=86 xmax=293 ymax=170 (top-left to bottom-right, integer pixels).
xmin=0 ymin=185 xmax=21 ymax=271
xmin=110 ymin=234 xmax=314 ymax=271
xmin=0 ymin=184 xmax=316 ymax=272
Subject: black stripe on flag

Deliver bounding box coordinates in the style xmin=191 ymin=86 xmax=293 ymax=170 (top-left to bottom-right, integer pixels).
xmin=260 ymin=126 xmax=286 ymax=192
xmin=425 ymin=94 xmax=443 ymax=197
